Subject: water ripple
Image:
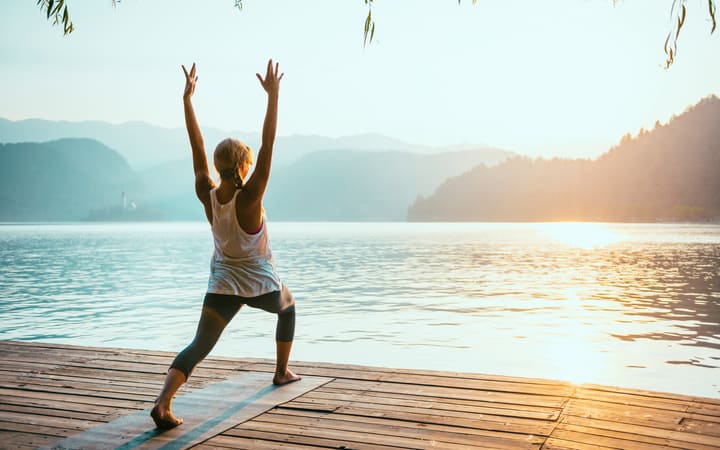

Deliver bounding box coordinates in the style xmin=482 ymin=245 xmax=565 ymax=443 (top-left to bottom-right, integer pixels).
xmin=1 ymin=222 xmax=718 ymax=398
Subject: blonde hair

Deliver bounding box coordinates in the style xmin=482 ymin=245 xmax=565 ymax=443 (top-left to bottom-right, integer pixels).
xmin=213 ymin=138 xmax=253 ymax=186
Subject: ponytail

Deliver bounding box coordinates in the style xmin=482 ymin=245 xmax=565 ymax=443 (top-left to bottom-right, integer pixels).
xmin=233 ymin=171 xmax=244 ymax=190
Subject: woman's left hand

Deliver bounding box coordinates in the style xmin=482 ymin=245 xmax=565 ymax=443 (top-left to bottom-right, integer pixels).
xmin=182 ymin=63 xmax=198 ymax=101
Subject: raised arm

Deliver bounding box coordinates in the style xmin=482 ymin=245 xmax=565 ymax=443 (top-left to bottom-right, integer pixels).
xmin=182 ymin=63 xmax=214 ymax=217
xmin=245 ymin=59 xmax=283 ymax=202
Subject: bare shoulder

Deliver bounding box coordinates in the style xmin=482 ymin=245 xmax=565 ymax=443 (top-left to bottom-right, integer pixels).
xmin=195 ymin=174 xmax=215 ymax=224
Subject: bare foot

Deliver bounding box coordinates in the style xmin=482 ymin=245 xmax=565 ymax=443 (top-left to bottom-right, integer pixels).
xmin=273 ymin=369 xmax=301 ymax=386
xmin=151 ymin=403 xmax=183 ymax=430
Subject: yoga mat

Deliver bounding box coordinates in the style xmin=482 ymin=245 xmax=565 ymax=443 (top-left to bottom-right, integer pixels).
xmin=47 ymin=372 xmax=332 ymax=450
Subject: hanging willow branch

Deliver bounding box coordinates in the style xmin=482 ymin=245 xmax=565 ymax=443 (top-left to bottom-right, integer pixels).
xmin=36 ymin=0 xmax=120 ymax=35
xmin=36 ymin=0 xmax=74 ymax=34
xmin=35 ymin=0 xmax=718 ymax=68
xmin=664 ymin=0 xmax=717 ymax=68
xmin=363 ymin=0 xmax=375 ymax=47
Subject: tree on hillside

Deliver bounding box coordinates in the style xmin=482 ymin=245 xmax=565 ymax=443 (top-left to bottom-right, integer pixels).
xmin=36 ymin=0 xmax=716 ymax=67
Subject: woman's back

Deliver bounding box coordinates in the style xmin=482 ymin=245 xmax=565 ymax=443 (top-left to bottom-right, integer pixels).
xmin=209 ymin=188 xmax=271 ymax=262
xmin=208 ymin=188 xmax=281 ymax=297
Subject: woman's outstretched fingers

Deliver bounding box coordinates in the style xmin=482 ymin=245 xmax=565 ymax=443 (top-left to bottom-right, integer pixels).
xmin=256 ymin=59 xmax=283 ymax=94
xmin=182 ymin=63 xmax=198 ymax=99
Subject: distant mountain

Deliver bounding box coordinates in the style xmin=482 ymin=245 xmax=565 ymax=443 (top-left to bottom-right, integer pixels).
xmin=0 ymin=139 xmax=147 ymax=221
xmin=0 ymin=118 xmax=451 ymax=169
xmin=264 ymin=148 xmax=511 ymax=221
xmin=0 ymin=118 xmax=242 ymax=170
xmin=408 ymin=96 xmax=720 ymax=222
xmin=139 ymin=147 xmax=513 ymax=221
xmin=0 ymin=135 xmax=511 ymax=221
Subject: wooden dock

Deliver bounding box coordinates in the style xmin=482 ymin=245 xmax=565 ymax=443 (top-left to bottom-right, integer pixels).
xmin=1 ymin=340 xmax=719 ymax=449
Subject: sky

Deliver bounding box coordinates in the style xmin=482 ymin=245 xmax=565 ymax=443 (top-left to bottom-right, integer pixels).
xmin=1 ymin=0 xmax=719 ymax=158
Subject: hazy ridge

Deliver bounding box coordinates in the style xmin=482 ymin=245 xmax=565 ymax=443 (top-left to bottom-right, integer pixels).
xmin=0 ymin=125 xmax=511 ymax=221
xmin=0 ymin=118 xmax=447 ymax=169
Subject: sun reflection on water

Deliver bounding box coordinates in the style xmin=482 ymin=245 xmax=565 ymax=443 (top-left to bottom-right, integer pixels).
xmin=540 ymin=222 xmax=625 ymax=250
xmin=544 ymin=288 xmax=605 ymax=385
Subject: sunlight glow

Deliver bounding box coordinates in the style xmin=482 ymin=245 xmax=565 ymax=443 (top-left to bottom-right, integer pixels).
xmin=545 ymin=288 xmax=605 ymax=385
xmin=540 ymin=222 xmax=625 ymax=250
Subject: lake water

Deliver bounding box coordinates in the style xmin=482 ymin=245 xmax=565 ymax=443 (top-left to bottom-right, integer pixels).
xmin=1 ymin=222 xmax=718 ymax=398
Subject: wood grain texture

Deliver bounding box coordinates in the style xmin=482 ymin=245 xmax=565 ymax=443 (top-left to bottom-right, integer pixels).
xmin=1 ymin=340 xmax=718 ymax=450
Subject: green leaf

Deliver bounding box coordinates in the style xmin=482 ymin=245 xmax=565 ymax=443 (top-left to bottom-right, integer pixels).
xmin=363 ymin=10 xmax=371 ymax=46
xmin=710 ymin=0 xmax=717 ymax=33
xmin=52 ymin=0 xmax=62 ymax=16
xmin=680 ymin=3 xmax=686 ymax=27
xmin=47 ymin=0 xmax=54 ymax=19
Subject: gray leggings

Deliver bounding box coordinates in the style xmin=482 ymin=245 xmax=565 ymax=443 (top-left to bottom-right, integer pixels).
xmin=170 ymin=288 xmax=295 ymax=378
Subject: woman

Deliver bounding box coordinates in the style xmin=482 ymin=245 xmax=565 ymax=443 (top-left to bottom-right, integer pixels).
xmin=151 ymin=59 xmax=300 ymax=430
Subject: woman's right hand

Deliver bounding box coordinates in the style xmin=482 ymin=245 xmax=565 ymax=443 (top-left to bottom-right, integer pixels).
xmin=182 ymin=63 xmax=198 ymax=101
xmin=256 ymin=59 xmax=283 ymax=97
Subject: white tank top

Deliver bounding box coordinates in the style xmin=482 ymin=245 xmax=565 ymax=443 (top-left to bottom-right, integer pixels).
xmin=206 ymin=189 xmax=282 ymax=297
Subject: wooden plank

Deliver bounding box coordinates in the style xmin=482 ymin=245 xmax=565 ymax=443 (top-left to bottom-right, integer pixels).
xmin=0 ymin=430 xmax=60 ymax=450
xmin=0 ymin=403 xmax=107 ymax=422
xmin=575 ymin=386 xmax=691 ymax=411
xmin=547 ymin=428 xmax=667 ymax=450
xmin=0 ymin=419 xmax=76 ymax=437
xmin=283 ymin=394 xmax=556 ymax=429
xmin=270 ymin=407 xmax=546 ymax=445
xmin=0 ymin=369 xmax=163 ymax=388
xmin=220 ymin=428 xmax=414 ymax=450
xmin=322 ymin=378 xmax=567 ymax=408
xmin=541 ymin=437 xmax=618 ymax=450
xmin=0 ymin=374 xmax=163 ymax=398
xmin=231 ymin=419 xmax=493 ymax=450
xmin=195 ymin=435 xmax=328 ymax=450
xmin=0 ymin=410 xmax=104 ymax=432
xmin=689 ymin=403 xmax=720 ymax=417
xmin=308 ymin=403 xmax=556 ymax=436
xmin=666 ymin=428 xmax=720 ymax=448
xmin=297 ymin=387 xmax=561 ymax=420
xmin=681 ymin=417 xmax=720 ymax=436
xmin=580 ymin=383 xmax=720 ymax=406
xmin=0 ymin=393 xmax=141 ymax=416
xmin=557 ymin=416 xmax=710 ymax=449
xmin=0 ymin=364 xmax=217 ymax=394
xmin=234 ymin=357 xmax=572 ymax=386
xmin=0 ymin=382 xmax=154 ymax=403
xmin=0 ymin=388 xmax=152 ymax=412
xmin=237 ymin=362 xmax=573 ymax=396
xmin=254 ymin=410 xmax=541 ymax=450
xmin=326 ymin=386 xmax=562 ymax=418
xmin=44 ymin=373 xmax=331 ymax=450
xmin=562 ymin=398 xmax=687 ymax=428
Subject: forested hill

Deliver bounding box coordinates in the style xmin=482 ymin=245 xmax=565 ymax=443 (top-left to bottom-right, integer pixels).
xmin=408 ymin=96 xmax=720 ymax=222
xmin=0 ymin=139 xmax=146 ymax=220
